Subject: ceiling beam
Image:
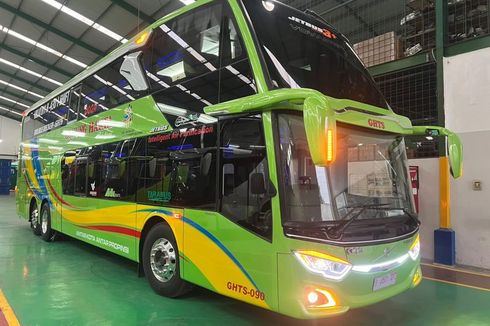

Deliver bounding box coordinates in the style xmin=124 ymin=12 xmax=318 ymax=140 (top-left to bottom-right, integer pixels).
xmin=110 ymin=0 xmax=155 ymax=23
xmin=0 ymin=43 xmax=74 ymax=78
xmin=0 ymin=88 xmax=33 ymax=106
xmin=0 ymin=110 xmax=22 ymax=121
xmin=0 ymin=2 xmax=104 ymax=57
xmin=331 ymin=0 xmax=378 ymax=37
xmin=0 ymin=68 xmax=52 ymax=94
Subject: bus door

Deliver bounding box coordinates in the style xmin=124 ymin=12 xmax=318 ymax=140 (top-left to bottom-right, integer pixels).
xmin=183 ymin=115 xmax=278 ymax=310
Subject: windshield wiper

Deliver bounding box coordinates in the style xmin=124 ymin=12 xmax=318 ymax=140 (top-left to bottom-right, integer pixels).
xmin=327 ymin=204 xmax=389 ymax=239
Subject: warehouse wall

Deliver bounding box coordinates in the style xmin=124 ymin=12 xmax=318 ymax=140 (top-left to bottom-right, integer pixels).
xmin=444 ymin=47 xmax=490 ymax=269
xmin=0 ymin=116 xmax=21 ymax=160
xmin=408 ymin=158 xmax=440 ymax=262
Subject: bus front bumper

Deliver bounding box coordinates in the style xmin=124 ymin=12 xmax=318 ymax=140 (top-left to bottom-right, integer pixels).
xmin=277 ymin=253 xmax=422 ymax=319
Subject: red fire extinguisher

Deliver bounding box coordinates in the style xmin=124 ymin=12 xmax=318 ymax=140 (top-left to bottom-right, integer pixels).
xmin=409 ymin=166 xmax=419 ymax=213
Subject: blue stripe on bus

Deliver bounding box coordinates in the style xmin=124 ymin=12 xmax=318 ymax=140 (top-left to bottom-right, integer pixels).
xmin=182 ymin=217 xmax=259 ymax=290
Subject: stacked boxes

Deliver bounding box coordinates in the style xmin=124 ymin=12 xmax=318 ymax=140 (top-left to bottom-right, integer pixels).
xmin=0 ymin=159 xmax=12 ymax=195
xmin=353 ymin=31 xmax=402 ymax=67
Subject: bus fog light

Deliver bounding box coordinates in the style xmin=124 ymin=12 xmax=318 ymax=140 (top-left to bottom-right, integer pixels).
xmin=307 ymin=291 xmax=319 ymax=304
xmin=412 ymin=269 xmax=422 ymax=287
xmin=408 ymin=234 xmax=420 ymax=260
xmin=304 ymin=288 xmax=337 ymax=308
xmin=294 ymin=250 xmax=352 ymax=280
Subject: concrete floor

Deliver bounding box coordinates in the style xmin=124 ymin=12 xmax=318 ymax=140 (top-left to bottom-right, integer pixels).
xmin=1 ymin=194 xmax=489 ymax=326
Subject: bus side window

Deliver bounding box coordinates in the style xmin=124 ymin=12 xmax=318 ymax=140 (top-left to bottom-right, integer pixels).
xmin=219 ymin=116 xmax=272 ymax=240
xmin=61 ymin=151 xmax=76 ymax=195
xmin=141 ymin=125 xmax=217 ymax=209
xmin=99 ymin=139 xmax=144 ymax=201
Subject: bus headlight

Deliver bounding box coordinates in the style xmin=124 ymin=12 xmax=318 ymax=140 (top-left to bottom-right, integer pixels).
xmin=294 ymin=250 xmax=352 ymax=280
xmin=408 ymin=234 xmax=420 ymax=260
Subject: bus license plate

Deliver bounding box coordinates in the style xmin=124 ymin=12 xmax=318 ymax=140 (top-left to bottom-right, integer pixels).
xmin=373 ymin=272 xmax=397 ymax=291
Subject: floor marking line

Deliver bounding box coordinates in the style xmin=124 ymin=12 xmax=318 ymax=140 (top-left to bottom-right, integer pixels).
xmin=0 ymin=289 xmax=20 ymax=326
xmin=421 ymin=263 xmax=490 ymax=278
xmin=423 ymin=276 xmax=490 ymax=292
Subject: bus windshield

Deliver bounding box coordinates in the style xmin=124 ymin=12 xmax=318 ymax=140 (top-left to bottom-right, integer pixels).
xmin=244 ymin=1 xmax=389 ymax=110
xmin=277 ymin=113 xmax=417 ymax=242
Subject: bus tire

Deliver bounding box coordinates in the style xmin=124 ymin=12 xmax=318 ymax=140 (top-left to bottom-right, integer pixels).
xmin=30 ymin=201 xmax=41 ymax=236
xmin=40 ymin=202 xmax=55 ymax=242
xmin=142 ymin=223 xmax=191 ymax=298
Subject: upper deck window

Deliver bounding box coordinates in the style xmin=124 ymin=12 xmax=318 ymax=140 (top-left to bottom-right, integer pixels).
xmin=243 ymin=1 xmax=389 ymax=110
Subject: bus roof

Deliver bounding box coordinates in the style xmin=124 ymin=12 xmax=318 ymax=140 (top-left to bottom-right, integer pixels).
xmin=25 ymin=0 xmax=211 ymax=117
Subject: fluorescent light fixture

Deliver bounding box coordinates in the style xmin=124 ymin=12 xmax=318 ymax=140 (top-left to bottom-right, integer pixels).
xmin=0 ymin=79 xmax=44 ymax=99
xmin=157 ymin=61 xmax=186 ymax=82
xmin=0 ymin=24 xmax=87 ymax=68
xmin=41 ymin=0 xmax=128 ymax=43
xmin=93 ymin=75 xmax=134 ymax=100
xmin=0 ymin=57 xmax=63 ymax=86
xmin=38 ymin=138 xmax=59 ymax=144
xmin=96 ymin=120 xmax=125 ymax=128
xmin=156 ymin=103 xmax=187 ymax=116
xmin=0 ymin=105 xmax=23 ymax=117
xmin=21 ymin=143 xmax=39 ymax=149
xmin=95 ymin=134 xmax=116 ymax=140
xmin=180 ymin=0 xmax=196 ymax=5
xmin=68 ymin=141 xmax=88 ymax=146
xmin=0 ymin=95 xmax=30 ymax=108
xmin=62 ymin=130 xmax=86 ymax=137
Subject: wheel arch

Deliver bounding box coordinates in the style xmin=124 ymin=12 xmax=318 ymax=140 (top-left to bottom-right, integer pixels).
xmin=29 ymin=197 xmax=38 ymax=221
xmin=138 ymin=216 xmax=170 ymax=276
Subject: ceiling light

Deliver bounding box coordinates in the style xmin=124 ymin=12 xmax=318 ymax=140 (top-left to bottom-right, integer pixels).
xmin=0 ymin=57 xmax=63 ymax=86
xmin=0 ymin=79 xmax=44 ymax=99
xmin=180 ymin=0 xmax=195 ymax=5
xmin=0 ymin=24 xmax=87 ymax=68
xmin=0 ymin=106 xmax=22 ymax=117
xmin=0 ymin=95 xmax=30 ymax=108
xmin=41 ymin=0 xmax=128 ymax=43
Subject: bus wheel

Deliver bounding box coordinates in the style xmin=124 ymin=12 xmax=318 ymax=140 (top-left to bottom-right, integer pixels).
xmin=40 ymin=202 xmax=55 ymax=242
xmin=30 ymin=202 xmax=41 ymax=236
xmin=142 ymin=223 xmax=191 ymax=297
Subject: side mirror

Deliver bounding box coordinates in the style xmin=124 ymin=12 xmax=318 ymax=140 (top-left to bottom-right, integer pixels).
xmin=412 ymin=126 xmax=464 ymax=179
xmin=120 ymin=51 xmax=149 ymax=91
xmin=250 ymin=173 xmax=266 ymax=195
xmin=447 ymin=132 xmax=463 ymax=179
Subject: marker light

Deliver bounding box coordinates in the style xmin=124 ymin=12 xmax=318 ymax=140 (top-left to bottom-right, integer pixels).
xmin=326 ymin=128 xmax=334 ymax=162
xmin=412 ymin=269 xmax=422 ymax=287
xmin=304 ymin=288 xmax=337 ymax=309
xmin=408 ymin=234 xmax=420 ymax=260
xmin=135 ymin=32 xmax=149 ymax=45
xmin=262 ymin=1 xmax=275 ymax=11
xmin=294 ymin=250 xmax=352 ymax=280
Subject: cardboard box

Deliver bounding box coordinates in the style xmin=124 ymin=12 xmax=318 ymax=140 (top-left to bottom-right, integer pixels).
xmin=353 ymin=31 xmax=403 ymax=67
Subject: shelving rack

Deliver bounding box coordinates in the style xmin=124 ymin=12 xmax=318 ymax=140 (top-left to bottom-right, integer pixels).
xmin=284 ymin=0 xmax=490 ymax=158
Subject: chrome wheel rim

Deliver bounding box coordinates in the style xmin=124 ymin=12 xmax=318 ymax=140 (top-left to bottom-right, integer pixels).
xmin=150 ymin=238 xmax=176 ymax=282
xmin=41 ymin=209 xmax=48 ymax=234
xmin=31 ymin=208 xmax=38 ymax=228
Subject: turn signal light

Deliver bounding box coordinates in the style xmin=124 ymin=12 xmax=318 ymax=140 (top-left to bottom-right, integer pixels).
xmin=304 ymin=287 xmax=337 ymax=309
xmin=412 ymin=269 xmax=422 ymax=287
xmin=326 ymin=128 xmax=334 ymax=163
xmin=135 ymin=32 xmax=149 ymax=45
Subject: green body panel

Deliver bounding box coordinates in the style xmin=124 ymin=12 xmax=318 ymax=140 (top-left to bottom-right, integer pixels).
xmin=15 ymin=0 xmax=462 ymax=320
xmin=183 ymin=209 xmax=278 ymax=311
xmin=62 ymin=217 xmax=136 ymax=261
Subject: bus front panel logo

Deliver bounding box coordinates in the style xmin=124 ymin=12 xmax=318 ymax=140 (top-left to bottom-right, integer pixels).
xmin=368 ymin=119 xmax=385 ymax=129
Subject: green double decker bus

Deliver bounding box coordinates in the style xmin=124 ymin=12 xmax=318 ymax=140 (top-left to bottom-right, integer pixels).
xmin=16 ymin=0 xmax=463 ymax=319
